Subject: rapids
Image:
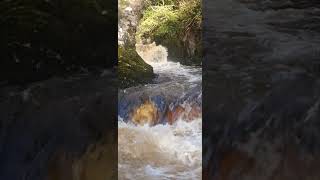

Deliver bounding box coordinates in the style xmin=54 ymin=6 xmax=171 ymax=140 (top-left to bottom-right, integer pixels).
xmin=118 ymin=43 xmax=202 ymax=179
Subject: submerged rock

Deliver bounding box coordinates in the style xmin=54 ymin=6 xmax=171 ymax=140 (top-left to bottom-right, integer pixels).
xmin=131 ymin=100 xmax=159 ymax=126
xmin=119 ymin=83 xmax=202 ymax=125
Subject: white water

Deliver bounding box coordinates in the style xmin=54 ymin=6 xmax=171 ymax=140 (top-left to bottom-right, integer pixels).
xmin=118 ymin=119 xmax=202 ymax=180
xmin=118 ymin=43 xmax=202 ymax=180
xmin=136 ymin=42 xmax=168 ymax=64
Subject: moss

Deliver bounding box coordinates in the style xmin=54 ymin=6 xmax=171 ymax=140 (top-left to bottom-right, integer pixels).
xmin=137 ymin=5 xmax=179 ymax=42
xmin=136 ymin=0 xmax=202 ymax=65
xmin=118 ymin=46 xmax=155 ymax=88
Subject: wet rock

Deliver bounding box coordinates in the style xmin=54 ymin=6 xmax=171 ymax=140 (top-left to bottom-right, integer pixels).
xmin=119 ymin=83 xmax=202 ymax=125
xmin=118 ymin=46 xmax=154 ymax=88
xmin=167 ymin=104 xmax=202 ymax=124
xmin=131 ymin=100 xmax=159 ymax=125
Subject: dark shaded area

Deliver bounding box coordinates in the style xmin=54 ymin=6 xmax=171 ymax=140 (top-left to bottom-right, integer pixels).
xmin=203 ymin=0 xmax=320 ymax=179
xmin=0 ymin=72 xmax=117 ymax=180
xmin=0 ymin=0 xmax=117 ymax=85
xmin=0 ymin=0 xmax=117 ymax=179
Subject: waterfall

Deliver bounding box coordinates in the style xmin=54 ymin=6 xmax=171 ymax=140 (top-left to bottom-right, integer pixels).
xmin=136 ymin=42 xmax=168 ymax=65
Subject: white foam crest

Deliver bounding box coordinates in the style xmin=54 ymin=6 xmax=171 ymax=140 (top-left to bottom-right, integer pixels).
xmin=153 ymin=61 xmax=202 ymax=83
xmin=135 ymin=42 xmax=202 ymax=85
xmin=136 ymin=42 xmax=168 ymax=64
xmin=118 ymin=119 xmax=201 ymax=164
xmin=118 ymin=119 xmax=202 ymax=179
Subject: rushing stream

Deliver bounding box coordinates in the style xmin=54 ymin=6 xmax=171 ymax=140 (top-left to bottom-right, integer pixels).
xmin=118 ymin=44 xmax=202 ymax=179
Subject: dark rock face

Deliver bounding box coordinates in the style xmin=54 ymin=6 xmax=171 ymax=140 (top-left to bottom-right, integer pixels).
xmin=203 ymin=0 xmax=320 ymax=179
xmin=0 ymin=0 xmax=117 ymax=85
xmin=0 ymin=3 xmax=118 ymax=177
xmin=0 ymin=72 xmax=117 ymax=180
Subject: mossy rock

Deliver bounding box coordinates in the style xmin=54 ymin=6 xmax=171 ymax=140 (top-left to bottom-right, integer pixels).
xmin=118 ymin=46 xmax=155 ymax=88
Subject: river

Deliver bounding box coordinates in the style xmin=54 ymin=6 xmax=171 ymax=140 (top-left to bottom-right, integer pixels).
xmin=118 ymin=45 xmax=202 ymax=179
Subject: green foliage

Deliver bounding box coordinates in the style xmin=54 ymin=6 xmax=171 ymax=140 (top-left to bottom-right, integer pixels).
xmin=137 ymin=0 xmax=201 ymax=39
xmin=145 ymin=0 xmax=179 ymax=6
xmin=137 ymin=0 xmax=202 ymax=61
xmin=137 ymin=5 xmax=179 ymax=42
xmin=179 ymin=0 xmax=202 ymax=31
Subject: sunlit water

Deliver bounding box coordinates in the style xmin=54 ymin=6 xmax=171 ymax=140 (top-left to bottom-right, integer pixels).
xmin=118 ymin=44 xmax=202 ymax=180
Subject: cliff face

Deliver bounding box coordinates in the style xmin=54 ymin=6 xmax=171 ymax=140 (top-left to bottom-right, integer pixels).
xmin=203 ymin=0 xmax=320 ymax=179
xmin=118 ymin=0 xmax=155 ymax=88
